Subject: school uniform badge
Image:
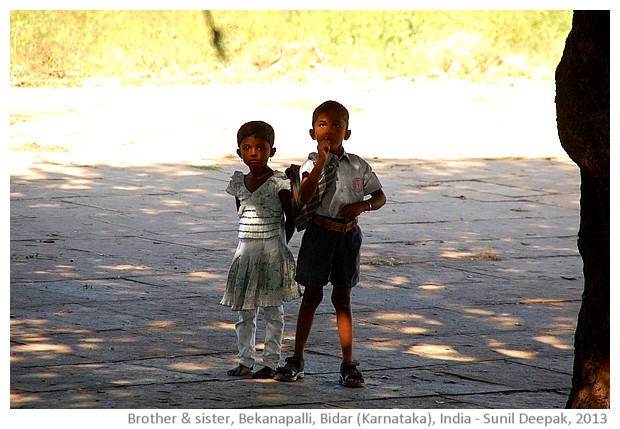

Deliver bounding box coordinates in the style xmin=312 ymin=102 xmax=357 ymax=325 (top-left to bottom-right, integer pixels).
xmin=352 ymin=178 xmax=363 ymax=193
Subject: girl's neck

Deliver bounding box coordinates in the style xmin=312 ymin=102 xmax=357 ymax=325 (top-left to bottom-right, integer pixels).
xmin=244 ymin=165 xmax=274 ymax=193
xmin=248 ymin=165 xmax=272 ymax=178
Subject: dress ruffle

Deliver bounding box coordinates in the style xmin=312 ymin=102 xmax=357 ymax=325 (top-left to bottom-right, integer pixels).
xmin=220 ymin=241 xmax=300 ymax=310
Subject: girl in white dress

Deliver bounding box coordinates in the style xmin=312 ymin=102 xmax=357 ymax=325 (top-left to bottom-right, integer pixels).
xmin=221 ymin=121 xmax=301 ymax=378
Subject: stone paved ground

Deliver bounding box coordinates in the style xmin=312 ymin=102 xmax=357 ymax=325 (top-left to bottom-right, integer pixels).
xmin=8 ymin=82 xmax=584 ymax=411
xmin=10 ymin=157 xmax=582 ymax=410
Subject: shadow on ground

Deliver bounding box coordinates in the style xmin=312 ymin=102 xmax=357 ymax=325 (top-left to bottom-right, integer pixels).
xmin=10 ymin=157 xmax=582 ymax=409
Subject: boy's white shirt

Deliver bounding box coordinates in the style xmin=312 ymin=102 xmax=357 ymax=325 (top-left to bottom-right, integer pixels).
xmin=299 ymin=150 xmax=382 ymax=219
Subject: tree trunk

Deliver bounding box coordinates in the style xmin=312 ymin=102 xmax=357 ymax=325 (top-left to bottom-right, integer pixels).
xmin=555 ymin=10 xmax=610 ymax=409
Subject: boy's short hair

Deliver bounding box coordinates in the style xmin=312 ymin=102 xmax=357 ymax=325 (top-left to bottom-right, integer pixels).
xmin=237 ymin=120 xmax=275 ymax=147
xmin=312 ymin=100 xmax=349 ymax=128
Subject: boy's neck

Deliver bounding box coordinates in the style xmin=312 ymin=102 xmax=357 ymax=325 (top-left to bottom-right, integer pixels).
xmin=330 ymin=147 xmax=345 ymax=157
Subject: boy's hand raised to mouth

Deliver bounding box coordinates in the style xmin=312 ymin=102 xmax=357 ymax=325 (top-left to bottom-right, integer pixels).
xmin=317 ymin=140 xmax=330 ymax=161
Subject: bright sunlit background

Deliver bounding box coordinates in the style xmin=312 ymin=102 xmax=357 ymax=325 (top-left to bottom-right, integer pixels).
xmin=10 ymin=10 xmax=572 ymax=87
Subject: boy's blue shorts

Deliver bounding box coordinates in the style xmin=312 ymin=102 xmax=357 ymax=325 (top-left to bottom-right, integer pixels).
xmin=295 ymin=220 xmax=363 ymax=289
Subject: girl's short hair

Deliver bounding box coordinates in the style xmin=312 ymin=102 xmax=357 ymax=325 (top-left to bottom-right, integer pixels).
xmin=237 ymin=121 xmax=275 ymax=147
xmin=312 ymin=100 xmax=349 ymax=127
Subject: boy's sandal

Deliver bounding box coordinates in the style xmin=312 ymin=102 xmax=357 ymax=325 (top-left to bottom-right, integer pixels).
xmin=339 ymin=361 xmax=365 ymax=388
xmin=274 ymin=356 xmax=305 ymax=382
xmin=227 ymin=364 xmax=253 ymax=377
xmin=251 ymin=366 xmax=276 ymax=379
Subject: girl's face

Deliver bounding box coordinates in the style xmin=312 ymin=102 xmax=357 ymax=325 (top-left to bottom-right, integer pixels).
xmin=309 ymin=111 xmax=351 ymax=155
xmin=237 ymin=135 xmax=275 ymax=169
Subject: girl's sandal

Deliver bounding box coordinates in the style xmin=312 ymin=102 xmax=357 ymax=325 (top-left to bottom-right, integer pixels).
xmin=274 ymin=356 xmax=305 ymax=382
xmin=339 ymin=361 xmax=365 ymax=388
xmin=227 ymin=364 xmax=253 ymax=376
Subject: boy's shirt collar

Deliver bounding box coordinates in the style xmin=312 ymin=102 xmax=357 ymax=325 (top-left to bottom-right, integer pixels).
xmin=329 ymin=149 xmax=349 ymax=163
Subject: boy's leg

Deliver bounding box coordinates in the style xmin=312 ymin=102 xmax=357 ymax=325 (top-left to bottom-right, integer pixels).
xmin=331 ymin=287 xmax=353 ymax=363
xmin=275 ymin=286 xmax=323 ymax=382
xmin=277 ymin=223 xmax=332 ymax=381
xmin=291 ymin=223 xmax=333 ymax=359
xmin=330 ymin=226 xmax=365 ymax=387
xmin=329 ymin=225 xmax=362 ymax=363
xmin=262 ymin=305 xmax=284 ymax=370
xmin=293 ymin=286 xmax=324 ymax=359
xmin=332 ymin=288 xmax=364 ymax=387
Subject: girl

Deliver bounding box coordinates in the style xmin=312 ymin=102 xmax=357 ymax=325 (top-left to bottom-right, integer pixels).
xmin=221 ymin=120 xmax=301 ymax=379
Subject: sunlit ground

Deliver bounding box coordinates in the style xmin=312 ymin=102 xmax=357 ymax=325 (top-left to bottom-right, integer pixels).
xmin=9 ymin=79 xmax=569 ymax=176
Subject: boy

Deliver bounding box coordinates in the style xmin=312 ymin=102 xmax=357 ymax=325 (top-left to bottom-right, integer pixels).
xmin=275 ymin=100 xmax=386 ymax=387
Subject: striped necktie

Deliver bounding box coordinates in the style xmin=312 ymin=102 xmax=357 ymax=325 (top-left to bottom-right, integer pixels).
xmin=294 ymin=155 xmax=338 ymax=231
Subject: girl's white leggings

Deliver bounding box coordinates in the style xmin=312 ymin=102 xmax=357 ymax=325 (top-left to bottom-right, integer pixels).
xmin=236 ymin=305 xmax=284 ymax=370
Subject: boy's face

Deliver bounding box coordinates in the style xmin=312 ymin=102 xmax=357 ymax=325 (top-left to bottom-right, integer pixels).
xmin=309 ymin=111 xmax=351 ymax=155
xmin=237 ymin=134 xmax=275 ymax=168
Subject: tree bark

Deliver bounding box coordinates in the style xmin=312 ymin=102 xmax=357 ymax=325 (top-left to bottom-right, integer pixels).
xmin=555 ymin=10 xmax=610 ymax=409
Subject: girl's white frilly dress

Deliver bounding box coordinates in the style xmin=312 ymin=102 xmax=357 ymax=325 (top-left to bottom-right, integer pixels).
xmin=220 ymin=171 xmax=301 ymax=311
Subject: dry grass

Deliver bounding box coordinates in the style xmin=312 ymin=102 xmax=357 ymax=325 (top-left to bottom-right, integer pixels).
xmin=473 ymin=246 xmax=501 ymax=261
xmin=10 ymin=10 xmax=572 ymax=87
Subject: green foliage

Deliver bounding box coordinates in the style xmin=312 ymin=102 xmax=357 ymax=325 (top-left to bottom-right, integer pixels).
xmin=10 ymin=10 xmax=573 ymax=87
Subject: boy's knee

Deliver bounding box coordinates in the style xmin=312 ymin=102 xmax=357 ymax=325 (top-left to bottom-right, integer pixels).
xmin=332 ymin=298 xmax=352 ymax=313
xmin=331 ymin=289 xmax=352 ymax=310
xmin=301 ymin=288 xmax=323 ymax=309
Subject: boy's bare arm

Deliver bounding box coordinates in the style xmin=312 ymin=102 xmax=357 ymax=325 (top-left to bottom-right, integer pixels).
xmin=367 ymin=188 xmax=387 ymax=211
xmin=299 ymin=141 xmax=330 ymax=205
xmin=337 ymin=188 xmax=387 ymax=219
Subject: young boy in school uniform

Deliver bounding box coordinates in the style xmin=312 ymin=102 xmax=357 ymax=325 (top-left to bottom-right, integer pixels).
xmin=275 ymin=100 xmax=386 ymax=387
